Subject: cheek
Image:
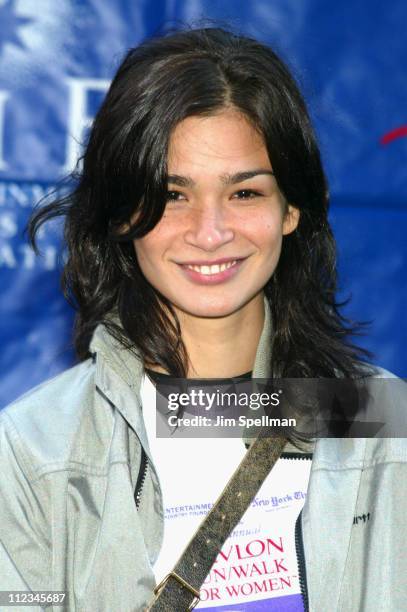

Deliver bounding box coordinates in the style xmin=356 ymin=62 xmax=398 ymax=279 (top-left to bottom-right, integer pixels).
xmin=133 ymin=238 xmax=161 ymax=277
xmin=133 ymin=237 xmax=167 ymax=291
xmin=246 ymin=213 xmax=284 ymax=249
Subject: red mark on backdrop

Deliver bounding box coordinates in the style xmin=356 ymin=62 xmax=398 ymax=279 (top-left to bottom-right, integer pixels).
xmin=380 ymin=126 xmax=407 ymax=145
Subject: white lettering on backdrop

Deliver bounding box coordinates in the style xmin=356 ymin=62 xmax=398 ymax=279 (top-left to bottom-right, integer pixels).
xmin=62 ymin=78 xmax=110 ymax=173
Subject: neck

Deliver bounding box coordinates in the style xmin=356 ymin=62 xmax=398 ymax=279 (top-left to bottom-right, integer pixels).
xmin=174 ymin=292 xmax=265 ymax=378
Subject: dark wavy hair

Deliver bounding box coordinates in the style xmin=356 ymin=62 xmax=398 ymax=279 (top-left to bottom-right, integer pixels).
xmin=29 ymin=27 xmax=373 ymax=429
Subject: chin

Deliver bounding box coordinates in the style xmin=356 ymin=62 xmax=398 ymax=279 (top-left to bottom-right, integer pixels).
xmin=173 ymin=297 xmax=249 ymax=320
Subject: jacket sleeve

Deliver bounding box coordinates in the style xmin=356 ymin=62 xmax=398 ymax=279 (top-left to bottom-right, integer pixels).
xmin=0 ymin=410 xmax=52 ymax=609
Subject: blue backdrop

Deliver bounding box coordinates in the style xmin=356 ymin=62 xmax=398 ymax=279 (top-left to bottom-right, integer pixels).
xmin=1 ymin=0 xmax=406 ymax=408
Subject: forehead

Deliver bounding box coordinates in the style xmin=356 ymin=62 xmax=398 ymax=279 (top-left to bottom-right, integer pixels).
xmin=167 ymin=110 xmax=271 ymax=173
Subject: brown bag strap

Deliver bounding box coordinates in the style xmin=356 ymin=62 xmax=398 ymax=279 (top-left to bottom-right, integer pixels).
xmin=146 ymin=432 xmax=287 ymax=611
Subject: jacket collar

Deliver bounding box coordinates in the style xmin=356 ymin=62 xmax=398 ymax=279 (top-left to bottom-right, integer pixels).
xmin=89 ymin=299 xmax=317 ymax=454
xmin=90 ymin=296 xmax=272 ymax=380
xmin=92 ymin=299 xmax=382 ymax=464
xmin=89 ymin=298 xmax=273 ymax=448
xmin=90 ymin=320 xmax=144 ymax=391
xmin=89 ymin=319 xmax=149 ymax=454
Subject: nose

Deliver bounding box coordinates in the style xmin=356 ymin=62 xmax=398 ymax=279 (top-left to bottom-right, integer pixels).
xmin=183 ymin=204 xmax=235 ymax=251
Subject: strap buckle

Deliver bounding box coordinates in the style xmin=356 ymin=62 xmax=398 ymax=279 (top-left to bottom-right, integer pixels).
xmin=154 ymin=571 xmax=201 ymax=610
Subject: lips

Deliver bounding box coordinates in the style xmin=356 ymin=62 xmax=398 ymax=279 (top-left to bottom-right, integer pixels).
xmin=177 ymin=257 xmax=246 ymax=284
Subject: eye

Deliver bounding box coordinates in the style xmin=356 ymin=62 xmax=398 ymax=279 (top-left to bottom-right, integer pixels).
xmin=232 ymin=189 xmax=263 ymax=200
xmin=166 ymin=190 xmax=187 ymax=202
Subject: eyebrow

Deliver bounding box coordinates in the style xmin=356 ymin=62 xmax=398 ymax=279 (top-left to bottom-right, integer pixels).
xmin=167 ymin=169 xmax=275 ymax=188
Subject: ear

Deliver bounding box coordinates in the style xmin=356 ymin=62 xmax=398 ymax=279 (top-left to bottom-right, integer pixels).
xmin=282 ymin=204 xmax=300 ymax=236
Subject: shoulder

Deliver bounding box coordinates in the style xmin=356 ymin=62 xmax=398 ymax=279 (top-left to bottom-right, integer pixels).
xmin=357 ymin=362 xmax=407 ymax=439
xmin=2 ymin=358 xmax=96 ymax=429
xmin=0 ymin=359 xmax=98 ymax=478
xmin=363 ymin=364 xmax=398 ymax=379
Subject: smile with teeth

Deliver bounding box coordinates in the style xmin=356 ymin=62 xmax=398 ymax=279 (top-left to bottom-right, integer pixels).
xmin=185 ymin=260 xmax=237 ymax=275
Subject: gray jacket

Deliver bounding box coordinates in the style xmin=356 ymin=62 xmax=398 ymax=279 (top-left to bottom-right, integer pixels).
xmin=1 ymin=303 xmax=406 ymax=611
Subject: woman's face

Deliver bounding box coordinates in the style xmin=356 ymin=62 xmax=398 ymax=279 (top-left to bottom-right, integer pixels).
xmin=133 ymin=109 xmax=299 ymax=320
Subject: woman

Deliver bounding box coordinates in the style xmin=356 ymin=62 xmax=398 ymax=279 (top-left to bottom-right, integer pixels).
xmin=0 ymin=27 xmax=405 ymax=612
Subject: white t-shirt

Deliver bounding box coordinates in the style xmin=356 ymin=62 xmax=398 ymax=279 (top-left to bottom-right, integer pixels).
xmin=141 ymin=373 xmax=312 ymax=611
